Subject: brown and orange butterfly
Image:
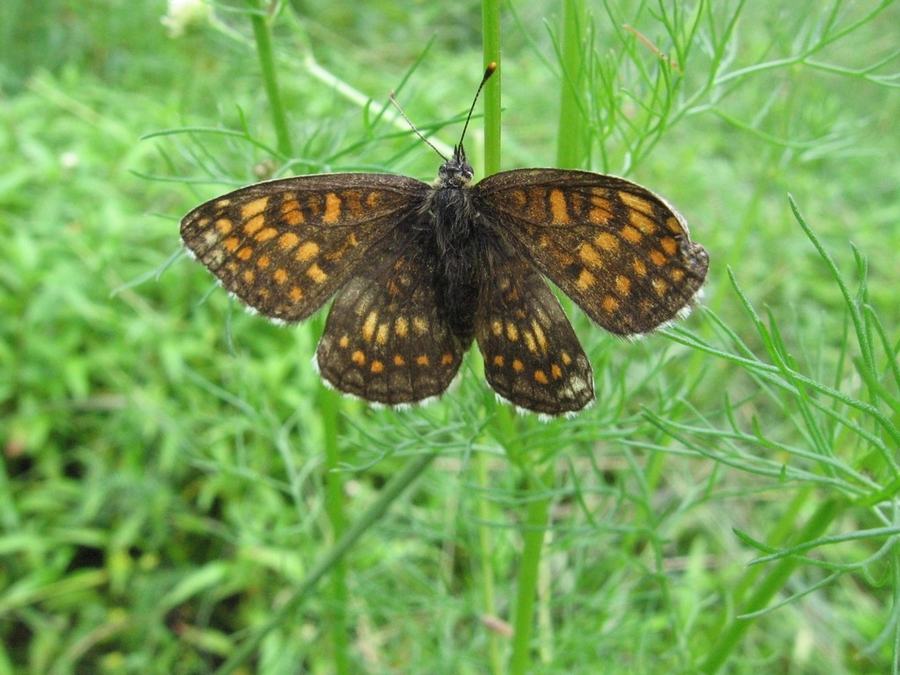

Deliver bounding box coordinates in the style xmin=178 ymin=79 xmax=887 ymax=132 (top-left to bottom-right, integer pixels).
xmin=180 ymin=64 xmax=708 ymax=416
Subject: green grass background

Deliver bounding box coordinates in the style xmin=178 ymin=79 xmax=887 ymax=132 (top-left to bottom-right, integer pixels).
xmin=2 ymin=1 xmax=899 ymax=673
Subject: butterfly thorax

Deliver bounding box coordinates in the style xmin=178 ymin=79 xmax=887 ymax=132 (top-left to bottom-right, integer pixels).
xmin=422 ymin=144 xmax=490 ymax=341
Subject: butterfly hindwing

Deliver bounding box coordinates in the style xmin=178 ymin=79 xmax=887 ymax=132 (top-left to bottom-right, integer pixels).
xmin=180 ymin=174 xmax=428 ymax=322
xmin=475 ymin=246 xmax=594 ymax=415
xmin=315 ymin=233 xmax=471 ymax=406
xmin=476 ymin=169 xmax=709 ymax=336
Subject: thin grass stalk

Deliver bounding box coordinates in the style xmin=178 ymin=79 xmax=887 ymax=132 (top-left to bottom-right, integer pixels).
xmin=321 ymin=387 xmax=350 ymax=675
xmin=557 ymin=0 xmax=587 ymax=169
xmin=508 ymin=463 xmax=555 ymax=675
xmin=482 ymin=0 xmax=501 ymax=177
xmin=246 ymin=0 xmax=293 ymax=157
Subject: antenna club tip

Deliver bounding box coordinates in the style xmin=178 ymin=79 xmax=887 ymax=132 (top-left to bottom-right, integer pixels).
xmin=485 ymin=62 xmax=498 ymax=77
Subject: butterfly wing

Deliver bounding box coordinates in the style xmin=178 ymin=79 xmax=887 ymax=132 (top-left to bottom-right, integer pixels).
xmin=315 ymin=230 xmax=471 ymax=406
xmin=180 ymin=173 xmax=428 ymax=322
xmin=474 ymin=244 xmax=594 ymax=416
xmin=476 ymin=169 xmax=708 ymax=336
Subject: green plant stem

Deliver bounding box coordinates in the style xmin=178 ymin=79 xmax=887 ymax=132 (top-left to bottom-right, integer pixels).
xmin=479 ymin=4 xmax=503 ymax=672
xmin=700 ymin=498 xmax=844 ymax=673
xmin=246 ymin=0 xmax=293 ymax=157
xmin=557 ymin=0 xmax=587 ymax=168
xmin=508 ymin=463 xmax=554 ymax=675
xmin=476 ymin=452 xmax=502 ymax=674
xmin=215 ymin=449 xmax=440 ymax=674
xmin=321 ymin=387 xmax=350 ymax=675
xmin=482 ymin=0 xmax=501 ymax=176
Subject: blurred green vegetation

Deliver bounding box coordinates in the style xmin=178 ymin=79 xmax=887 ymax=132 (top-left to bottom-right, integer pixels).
xmin=1 ymin=1 xmax=899 ymax=674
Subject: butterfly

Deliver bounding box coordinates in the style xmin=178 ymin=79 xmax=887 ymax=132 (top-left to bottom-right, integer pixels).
xmin=180 ymin=63 xmax=708 ymax=416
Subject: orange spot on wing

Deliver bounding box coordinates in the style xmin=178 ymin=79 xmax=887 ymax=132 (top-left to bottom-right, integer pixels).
xmin=362 ymin=312 xmax=378 ymax=342
xmin=549 ymin=189 xmax=570 ymax=224
xmin=531 ymin=320 xmax=547 ymax=350
xmin=376 ymin=323 xmax=389 ymax=346
xmin=595 ymin=232 xmax=618 ymax=251
xmin=660 ymin=236 xmax=678 ymax=255
xmin=394 ymin=317 xmax=409 ymax=338
xmin=629 ymin=211 xmax=658 ymax=235
xmin=255 ymin=227 xmax=278 ymax=242
xmin=243 ymin=214 xmax=266 ymax=236
xmin=241 ymin=197 xmax=269 ymax=219
xmin=589 ymin=194 xmax=613 ymax=224
xmin=323 ymin=193 xmax=341 ymax=224
xmin=576 ymin=269 xmax=596 ymax=291
xmin=282 ymin=200 xmax=304 ymax=226
xmin=579 ymin=242 xmax=602 ymax=267
xmin=306 ymin=263 xmax=327 ymax=283
xmin=278 ymin=232 xmax=299 ymax=250
xmin=665 ymin=216 xmax=684 ymax=234
xmin=296 ymin=241 xmax=319 ymax=261
xmin=619 ymin=192 xmax=654 ymax=215
xmin=621 ymin=225 xmax=642 ymax=243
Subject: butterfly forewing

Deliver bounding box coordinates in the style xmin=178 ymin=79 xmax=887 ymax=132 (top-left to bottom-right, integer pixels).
xmin=475 ymin=248 xmax=593 ymax=415
xmin=180 ymin=174 xmax=427 ymax=322
xmin=316 ymin=234 xmax=470 ymax=405
xmin=476 ymin=169 xmax=709 ymax=336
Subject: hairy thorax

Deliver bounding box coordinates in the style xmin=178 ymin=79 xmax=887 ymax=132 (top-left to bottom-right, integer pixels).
xmin=423 ymin=183 xmax=492 ymax=340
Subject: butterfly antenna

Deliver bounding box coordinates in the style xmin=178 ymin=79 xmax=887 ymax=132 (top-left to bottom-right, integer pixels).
xmin=390 ymin=62 xmax=497 ymax=161
xmin=390 ymin=89 xmax=448 ymax=162
xmin=458 ymin=62 xmax=497 ymax=150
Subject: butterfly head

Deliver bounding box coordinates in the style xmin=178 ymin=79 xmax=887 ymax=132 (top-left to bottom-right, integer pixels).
xmin=436 ymin=144 xmax=474 ymax=189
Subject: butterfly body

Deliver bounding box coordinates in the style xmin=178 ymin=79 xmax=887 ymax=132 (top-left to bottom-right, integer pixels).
xmin=423 ymin=146 xmax=497 ymax=340
xmin=181 ymin=144 xmax=708 ymax=416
